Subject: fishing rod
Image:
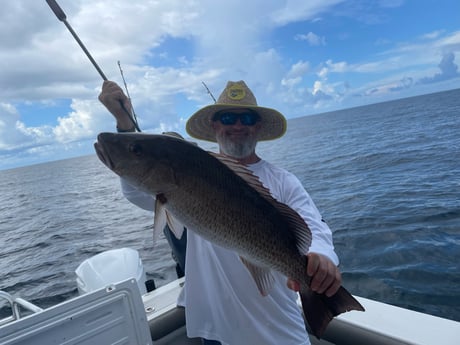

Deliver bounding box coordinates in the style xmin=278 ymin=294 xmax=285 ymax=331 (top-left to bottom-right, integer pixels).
xmin=45 ymin=0 xmax=141 ymax=132
xmin=202 ymin=81 xmax=217 ymax=103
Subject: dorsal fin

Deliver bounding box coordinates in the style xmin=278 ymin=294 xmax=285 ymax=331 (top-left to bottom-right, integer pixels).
xmin=210 ymin=152 xmax=312 ymax=253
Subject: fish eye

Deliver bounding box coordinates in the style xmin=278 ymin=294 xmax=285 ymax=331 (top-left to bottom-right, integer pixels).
xmin=128 ymin=143 xmax=143 ymax=156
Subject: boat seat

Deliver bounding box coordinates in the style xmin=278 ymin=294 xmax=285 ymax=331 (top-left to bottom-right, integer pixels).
xmin=0 ymin=278 xmax=152 ymax=345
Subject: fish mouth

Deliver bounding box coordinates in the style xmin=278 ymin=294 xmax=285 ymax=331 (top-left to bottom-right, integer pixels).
xmin=94 ymin=136 xmax=114 ymax=170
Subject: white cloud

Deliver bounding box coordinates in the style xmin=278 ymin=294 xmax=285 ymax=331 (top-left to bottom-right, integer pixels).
xmin=289 ymin=61 xmax=310 ymax=77
xmin=295 ymin=32 xmax=326 ymax=46
xmin=421 ymin=30 xmax=445 ymax=40
xmin=419 ymin=52 xmax=459 ymax=84
xmin=282 ymin=60 xmax=310 ymax=88
xmin=326 ymin=60 xmax=349 ymax=73
xmin=0 ymin=103 xmax=22 ymax=150
xmin=281 ymin=77 xmax=302 ymax=88
xmin=270 ymin=0 xmax=345 ymax=25
xmin=54 ymin=99 xmax=101 ymax=143
xmin=312 ymin=81 xmax=324 ymax=95
xmin=437 ymin=30 xmax=460 ymax=51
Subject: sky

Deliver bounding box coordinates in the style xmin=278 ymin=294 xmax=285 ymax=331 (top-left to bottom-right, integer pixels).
xmin=1 ymin=0 xmax=459 ymax=170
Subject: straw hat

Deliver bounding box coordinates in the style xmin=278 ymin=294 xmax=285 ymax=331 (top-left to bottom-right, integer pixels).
xmin=186 ymin=81 xmax=287 ymax=142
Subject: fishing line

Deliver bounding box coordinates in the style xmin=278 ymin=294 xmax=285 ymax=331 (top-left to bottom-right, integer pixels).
xmin=46 ymin=0 xmax=141 ymax=132
xmin=117 ymin=61 xmax=139 ymax=127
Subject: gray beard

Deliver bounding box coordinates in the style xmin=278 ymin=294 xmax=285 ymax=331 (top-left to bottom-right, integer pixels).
xmin=216 ymin=132 xmax=257 ymax=159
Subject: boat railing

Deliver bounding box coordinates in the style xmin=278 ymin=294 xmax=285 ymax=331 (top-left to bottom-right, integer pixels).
xmin=0 ymin=291 xmax=43 ymax=326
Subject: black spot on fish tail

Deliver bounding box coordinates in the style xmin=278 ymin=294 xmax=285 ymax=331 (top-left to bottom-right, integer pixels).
xmin=300 ymin=286 xmax=365 ymax=339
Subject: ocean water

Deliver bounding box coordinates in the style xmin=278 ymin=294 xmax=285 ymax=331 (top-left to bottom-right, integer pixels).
xmin=1 ymin=89 xmax=459 ymax=322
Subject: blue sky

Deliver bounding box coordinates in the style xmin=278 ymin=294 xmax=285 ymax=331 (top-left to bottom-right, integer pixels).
xmin=1 ymin=0 xmax=459 ymax=170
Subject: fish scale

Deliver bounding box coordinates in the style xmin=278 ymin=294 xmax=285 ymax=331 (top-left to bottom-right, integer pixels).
xmin=166 ymin=165 xmax=299 ymax=273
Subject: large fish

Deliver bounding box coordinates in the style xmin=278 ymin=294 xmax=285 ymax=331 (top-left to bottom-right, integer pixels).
xmin=94 ymin=132 xmax=364 ymax=338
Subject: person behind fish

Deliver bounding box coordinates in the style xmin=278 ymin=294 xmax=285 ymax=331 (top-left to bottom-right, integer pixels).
xmin=99 ymin=80 xmax=342 ymax=345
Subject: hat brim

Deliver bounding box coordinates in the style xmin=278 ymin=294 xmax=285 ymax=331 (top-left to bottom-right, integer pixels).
xmin=186 ymin=104 xmax=287 ymax=142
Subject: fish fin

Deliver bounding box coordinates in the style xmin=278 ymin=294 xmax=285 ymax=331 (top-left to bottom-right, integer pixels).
xmin=274 ymin=202 xmax=312 ymax=254
xmin=153 ymin=199 xmax=167 ymax=244
xmin=154 ymin=195 xmax=185 ymax=241
xmin=210 ymin=153 xmax=268 ymax=192
xmin=240 ymin=256 xmax=275 ymax=296
xmin=165 ymin=211 xmax=185 ymax=239
xmin=300 ymin=286 xmax=365 ymax=339
xmin=211 ymin=152 xmax=312 ymax=253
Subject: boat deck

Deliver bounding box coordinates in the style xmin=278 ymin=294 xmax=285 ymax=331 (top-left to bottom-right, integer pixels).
xmin=1 ymin=277 xmax=459 ymax=345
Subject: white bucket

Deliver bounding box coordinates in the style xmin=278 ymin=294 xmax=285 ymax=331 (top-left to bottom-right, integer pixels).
xmin=76 ymin=248 xmax=147 ymax=295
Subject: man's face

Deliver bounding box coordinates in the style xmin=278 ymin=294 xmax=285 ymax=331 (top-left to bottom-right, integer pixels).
xmin=211 ymin=108 xmax=261 ymax=159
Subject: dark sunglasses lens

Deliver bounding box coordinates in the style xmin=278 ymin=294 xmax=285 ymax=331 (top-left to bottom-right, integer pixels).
xmin=217 ymin=112 xmax=259 ymax=126
xmin=239 ymin=112 xmax=258 ymax=126
xmin=219 ymin=112 xmax=238 ymax=125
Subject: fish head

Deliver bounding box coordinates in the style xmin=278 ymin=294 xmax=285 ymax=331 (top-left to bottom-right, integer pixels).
xmin=94 ymin=132 xmax=187 ymax=194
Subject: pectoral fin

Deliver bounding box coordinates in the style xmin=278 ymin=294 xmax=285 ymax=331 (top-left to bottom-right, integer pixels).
xmin=153 ymin=196 xmax=185 ymax=244
xmin=153 ymin=198 xmax=167 ymax=244
xmin=165 ymin=211 xmax=185 ymax=239
xmin=240 ymin=256 xmax=275 ymax=296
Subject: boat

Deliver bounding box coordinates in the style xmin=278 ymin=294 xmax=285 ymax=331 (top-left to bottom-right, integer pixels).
xmin=1 ymin=248 xmax=459 ymax=345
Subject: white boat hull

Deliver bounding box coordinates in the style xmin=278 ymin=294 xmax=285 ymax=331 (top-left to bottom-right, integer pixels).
xmin=142 ymin=277 xmax=460 ymax=345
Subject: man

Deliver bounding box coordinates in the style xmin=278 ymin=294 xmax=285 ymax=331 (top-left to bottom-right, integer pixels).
xmin=99 ymin=80 xmax=341 ymax=345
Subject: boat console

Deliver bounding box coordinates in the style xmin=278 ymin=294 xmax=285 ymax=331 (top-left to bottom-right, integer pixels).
xmin=0 ymin=279 xmax=152 ymax=345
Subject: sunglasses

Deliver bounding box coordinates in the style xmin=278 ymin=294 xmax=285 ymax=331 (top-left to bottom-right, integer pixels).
xmin=213 ymin=110 xmax=260 ymax=126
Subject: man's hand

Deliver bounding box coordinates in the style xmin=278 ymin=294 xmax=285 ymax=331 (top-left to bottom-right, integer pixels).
xmin=287 ymin=252 xmax=342 ymax=297
xmin=98 ymin=80 xmax=134 ymax=130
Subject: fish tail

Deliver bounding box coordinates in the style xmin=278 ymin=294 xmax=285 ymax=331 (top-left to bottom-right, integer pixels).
xmin=299 ymin=286 xmax=365 ymax=339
